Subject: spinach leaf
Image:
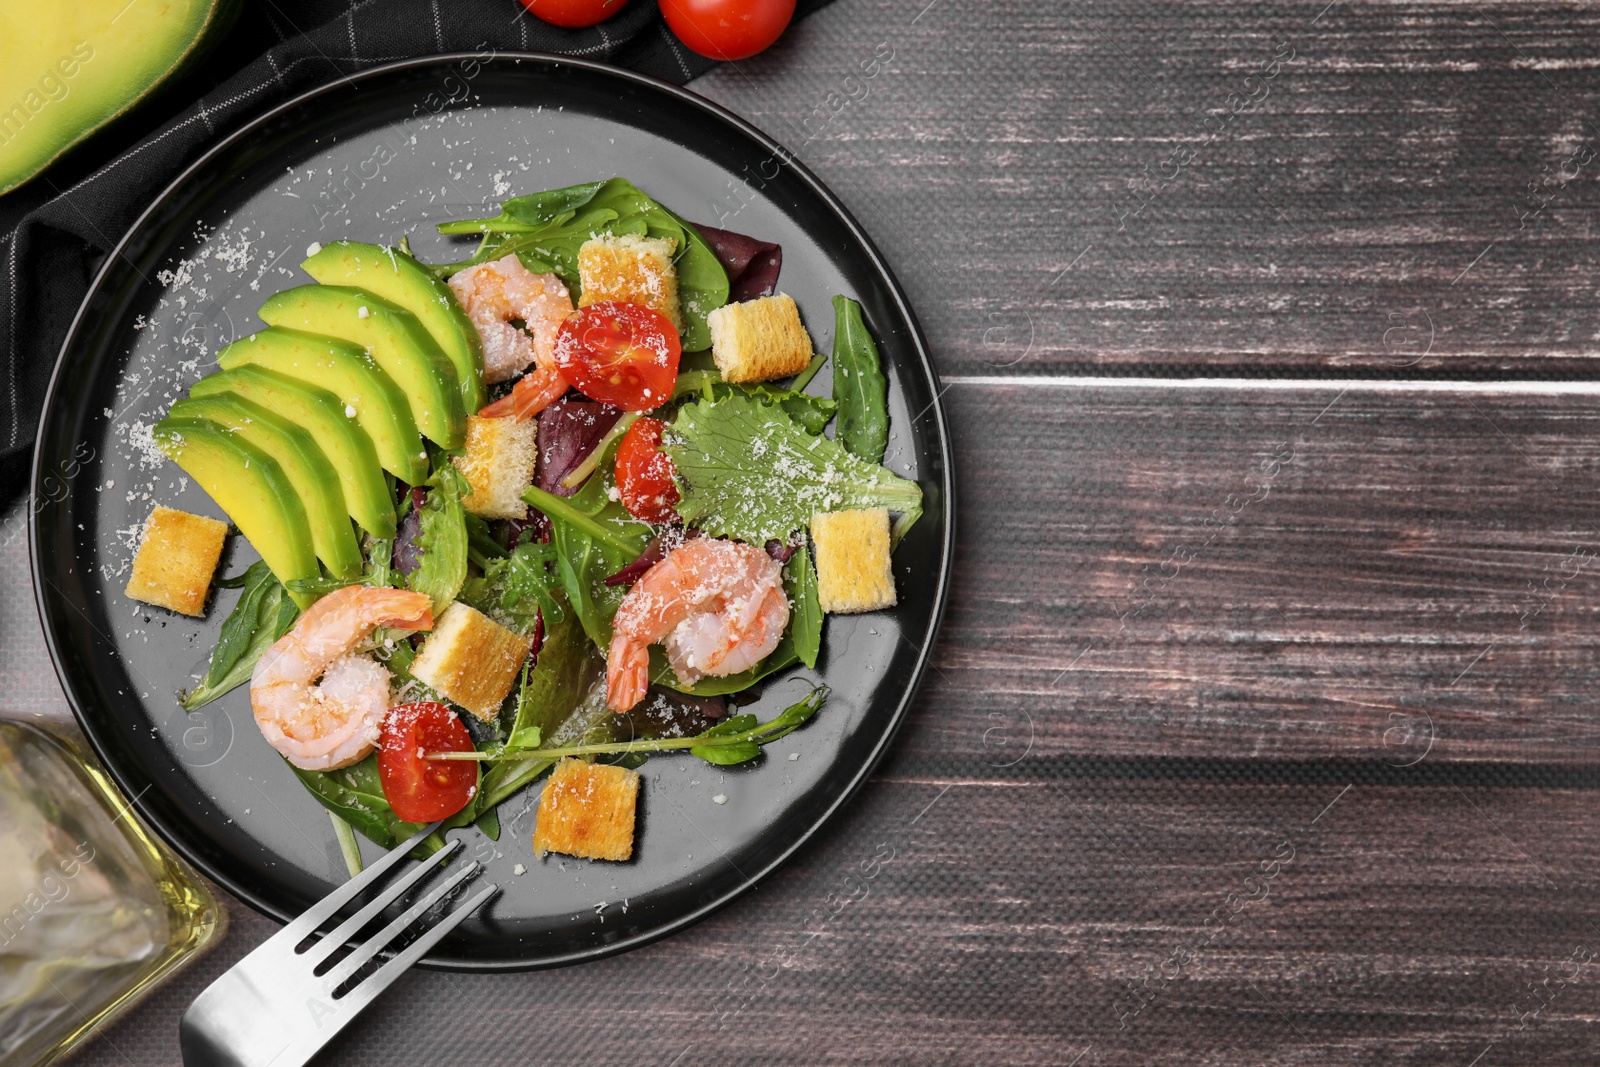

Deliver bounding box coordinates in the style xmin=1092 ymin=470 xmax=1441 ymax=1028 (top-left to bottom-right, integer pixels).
xmin=289 ymin=756 xmax=440 ymax=854
xmin=458 ymin=539 xmax=565 ymax=635
xmin=181 ymin=562 xmax=298 ymax=710
xmin=665 ymin=392 xmax=923 ymax=545
xmin=522 ymin=437 xmax=651 ymax=651
xmin=476 ymin=605 xmax=606 ymax=813
xmin=831 ymin=296 xmax=890 ymax=464
xmin=786 ymin=539 xmax=822 ymax=670
xmin=435 ymin=177 xmax=729 ymax=351
xmin=407 ymin=465 xmax=470 ymax=613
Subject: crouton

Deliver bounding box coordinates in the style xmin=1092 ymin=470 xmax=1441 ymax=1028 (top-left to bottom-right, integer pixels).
xmin=810 ymin=507 xmax=897 ymax=614
xmin=706 ymin=293 xmax=814 ymax=384
xmin=533 ymin=757 xmax=640 ymax=862
xmin=124 ymin=505 xmax=229 ymax=616
xmin=454 ymin=414 xmax=537 ymax=520
xmin=409 ymin=601 xmax=530 ymax=720
xmin=577 ymin=233 xmax=682 ymax=332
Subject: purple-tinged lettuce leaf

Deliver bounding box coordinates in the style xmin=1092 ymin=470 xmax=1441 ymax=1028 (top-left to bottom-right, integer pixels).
xmin=537 ymin=397 xmax=622 ymax=497
xmin=691 ymin=222 xmax=782 ymax=303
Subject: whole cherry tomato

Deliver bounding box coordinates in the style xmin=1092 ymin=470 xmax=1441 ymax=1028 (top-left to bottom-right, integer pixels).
xmin=552 ymin=301 xmax=681 ymax=411
xmin=518 ymin=0 xmax=629 ymax=28
xmin=659 ymin=0 xmax=796 ymax=61
xmin=377 ymin=702 xmax=478 ymax=822
xmin=614 ymin=416 xmax=681 ymax=523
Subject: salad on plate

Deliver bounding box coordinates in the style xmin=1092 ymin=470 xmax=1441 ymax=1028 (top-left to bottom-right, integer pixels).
xmin=121 ymin=177 xmax=922 ymax=869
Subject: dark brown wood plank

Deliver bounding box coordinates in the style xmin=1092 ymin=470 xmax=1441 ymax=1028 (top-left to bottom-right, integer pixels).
xmin=698 ymin=0 xmax=1600 ymax=377
xmin=73 ymin=777 xmax=1600 ymax=1066
xmin=910 ymin=379 xmax=1600 ymax=766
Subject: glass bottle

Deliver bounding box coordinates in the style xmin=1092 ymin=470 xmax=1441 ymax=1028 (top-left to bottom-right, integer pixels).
xmin=0 ymin=718 xmax=224 ymax=1066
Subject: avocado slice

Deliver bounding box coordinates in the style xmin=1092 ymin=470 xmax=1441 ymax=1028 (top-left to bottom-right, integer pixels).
xmin=301 ymin=241 xmax=486 ymax=413
xmin=0 ymin=0 xmax=239 ymax=195
xmin=257 ymin=285 xmax=466 ymax=448
xmin=169 ymin=394 xmax=362 ymax=580
xmin=152 ymin=415 xmax=320 ymax=609
xmin=216 ymin=327 xmax=427 ymax=485
xmin=190 ymin=367 xmax=396 ymax=539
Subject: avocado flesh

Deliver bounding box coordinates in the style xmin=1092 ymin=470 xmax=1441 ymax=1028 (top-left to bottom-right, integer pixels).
xmin=190 ymin=367 xmax=396 ymax=539
xmin=302 ymin=241 xmax=487 ymax=413
xmin=169 ymin=394 xmax=362 ymax=580
xmin=152 ymin=415 xmax=319 ymax=609
xmin=216 ymin=327 xmax=427 ymax=485
xmin=257 ymin=285 xmax=467 ymax=448
xmin=0 ymin=0 xmax=237 ymax=195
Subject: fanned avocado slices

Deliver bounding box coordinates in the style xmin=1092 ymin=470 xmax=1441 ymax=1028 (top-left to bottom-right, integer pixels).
xmin=301 ymin=241 xmax=487 ymax=413
xmin=216 ymin=326 xmax=428 ymax=485
xmin=257 ymin=285 xmax=467 ymax=448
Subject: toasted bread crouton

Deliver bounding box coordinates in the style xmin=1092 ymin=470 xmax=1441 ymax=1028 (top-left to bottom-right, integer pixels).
xmin=124 ymin=505 xmax=229 ymax=616
xmin=409 ymin=601 xmax=530 ymax=720
xmin=577 ymin=233 xmax=682 ymax=332
xmin=810 ymin=507 xmax=896 ymax=614
xmin=454 ymin=414 xmax=537 ymax=520
xmin=706 ymin=293 xmax=814 ymax=384
xmin=533 ymin=758 xmax=640 ymax=862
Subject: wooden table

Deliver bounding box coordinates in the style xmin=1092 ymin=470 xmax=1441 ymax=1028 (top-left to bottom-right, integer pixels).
xmin=13 ymin=0 xmax=1600 ymax=1062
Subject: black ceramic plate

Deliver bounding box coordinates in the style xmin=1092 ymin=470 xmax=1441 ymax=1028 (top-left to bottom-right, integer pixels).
xmin=32 ymin=54 xmax=952 ymax=971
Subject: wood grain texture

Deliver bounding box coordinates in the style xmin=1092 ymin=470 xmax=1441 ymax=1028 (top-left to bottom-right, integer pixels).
xmin=66 ymin=777 xmax=1600 ymax=1066
xmin=917 ymin=381 xmax=1600 ymax=767
xmin=695 ymin=0 xmax=1600 ymax=377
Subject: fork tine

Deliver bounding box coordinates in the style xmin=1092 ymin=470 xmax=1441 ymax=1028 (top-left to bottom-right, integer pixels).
xmin=305 ymin=838 xmax=463 ymax=966
xmin=319 ymin=859 xmax=483 ymax=993
xmin=280 ymin=821 xmax=442 ymax=945
xmin=329 ymin=883 xmax=500 ymax=1020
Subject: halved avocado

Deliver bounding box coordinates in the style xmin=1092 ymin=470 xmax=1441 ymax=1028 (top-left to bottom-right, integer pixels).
xmin=216 ymin=327 xmax=427 ymax=485
xmin=190 ymin=367 xmax=396 ymax=539
xmin=301 ymin=241 xmax=486 ymax=413
xmin=152 ymin=415 xmax=319 ymax=609
xmin=169 ymin=394 xmax=362 ymax=580
xmin=257 ymin=285 xmax=466 ymax=448
xmin=0 ymin=0 xmax=239 ymax=195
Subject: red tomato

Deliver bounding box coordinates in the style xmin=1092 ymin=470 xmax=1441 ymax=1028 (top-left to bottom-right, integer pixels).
xmin=553 ymin=302 xmax=681 ymax=412
xmin=615 ymin=417 xmax=681 ymax=522
xmin=659 ymin=0 xmax=795 ymax=60
xmin=518 ymin=0 xmax=628 ymax=28
xmin=377 ymin=702 xmax=478 ymax=822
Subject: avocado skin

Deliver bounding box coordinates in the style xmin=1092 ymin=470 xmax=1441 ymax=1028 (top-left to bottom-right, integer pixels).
xmin=0 ymin=0 xmax=241 ymax=195
xmin=257 ymin=285 xmax=467 ymax=449
xmin=302 ymin=241 xmax=487 ymax=413
xmin=152 ymin=414 xmax=319 ymax=608
xmin=216 ymin=326 xmax=428 ymax=485
xmin=169 ymin=393 xmax=363 ymax=580
xmin=189 ymin=367 xmax=396 ymax=539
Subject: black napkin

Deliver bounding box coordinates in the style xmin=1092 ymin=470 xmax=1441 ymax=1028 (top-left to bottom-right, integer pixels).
xmin=0 ymin=0 xmax=829 ymax=502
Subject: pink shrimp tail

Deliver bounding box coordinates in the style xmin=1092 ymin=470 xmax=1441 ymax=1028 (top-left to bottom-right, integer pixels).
xmin=606 ymin=636 xmax=651 ymax=712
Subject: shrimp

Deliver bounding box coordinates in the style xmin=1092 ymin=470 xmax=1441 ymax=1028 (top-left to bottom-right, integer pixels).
xmin=449 ymin=254 xmax=574 ymax=419
xmin=606 ymin=538 xmax=789 ymax=712
xmin=250 ymin=585 xmax=434 ymax=770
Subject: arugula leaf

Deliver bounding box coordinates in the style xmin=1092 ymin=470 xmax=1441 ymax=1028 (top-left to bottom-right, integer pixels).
xmin=447 ymin=685 xmax=827 ymax=769
xmin=435 ymin=177 xmax=729 ymax=351
xmin=831 ymin=296 xmax=890 ymax=464
xmin=459 ymin=539 xmax=565 ymax=634
xmin=665 ymin=392 xmax=923 ymax=544
xmin=785 ymin=539 xmax=822 ymax=670
xmin=408 ymin=465 xmax=470 ymax=613
xmin=181 ymin=562 xmax=299 ymax=710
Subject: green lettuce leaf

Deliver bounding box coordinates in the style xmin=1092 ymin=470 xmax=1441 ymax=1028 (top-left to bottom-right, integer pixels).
xmin=408 ymin=466 xmax=469 ymax=614
xmin=665 ymin=392 xmax=923 ymax=544
xmin=181 ymin=561 xmax=298 ymax=710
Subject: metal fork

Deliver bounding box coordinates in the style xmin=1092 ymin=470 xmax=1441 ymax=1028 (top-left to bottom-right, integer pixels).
xmin=180 ymin=823 xmax=497 ymax=1067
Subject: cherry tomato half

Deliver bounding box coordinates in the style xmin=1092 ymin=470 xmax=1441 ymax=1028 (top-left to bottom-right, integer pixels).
xmin=378 ymin=702 xmax=478 ymax=822
xmin=659 ymin=0 xmax=795 ymax=61
xmin=615 ymin=417 xmax=681 ymax=523
xmin=518 ymin=0 xmax=629 ymax=28
xmin=552 ymin=301 xmax=681 ymax=412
